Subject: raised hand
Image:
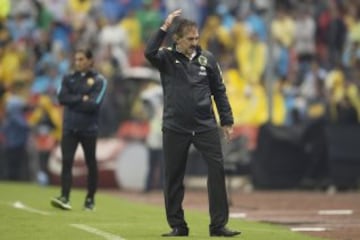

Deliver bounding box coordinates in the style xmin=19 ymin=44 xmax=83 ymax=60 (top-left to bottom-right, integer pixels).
xmin=161 ymin=9 xmax=182 ymax=31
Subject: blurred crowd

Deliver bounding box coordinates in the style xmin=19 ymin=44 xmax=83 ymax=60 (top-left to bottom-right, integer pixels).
xmin=209 ymin=0 xmax=360 ymax=127
xmin=0 ymin=0 xmax=360 ymax=183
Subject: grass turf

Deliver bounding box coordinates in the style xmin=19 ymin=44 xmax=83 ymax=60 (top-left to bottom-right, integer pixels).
xmin=0 ymin=182 xmax=325 ymax=240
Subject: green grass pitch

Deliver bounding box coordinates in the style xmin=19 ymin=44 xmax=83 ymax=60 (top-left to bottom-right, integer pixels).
xmin=0 ymin=182 xmax=325 ymax=239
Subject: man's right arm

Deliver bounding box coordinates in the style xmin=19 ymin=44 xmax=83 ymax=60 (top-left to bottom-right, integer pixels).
xmin=144 ymin=9 xmax=182 ymax=69
xmin=57 ymin=76 xmax=82 ymax=106
xmin=144 ymin=29 xmax=167 ymax=69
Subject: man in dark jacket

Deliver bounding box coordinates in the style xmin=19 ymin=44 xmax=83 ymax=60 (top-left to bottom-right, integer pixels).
xmin=51 ymin=49 xmax=107 ymax=211
xmin=144 ymin=9 xmax=240 ymax=237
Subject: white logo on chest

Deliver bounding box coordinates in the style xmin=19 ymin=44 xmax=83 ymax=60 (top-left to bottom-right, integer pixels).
xmin=199 ymin=66 xmax=207 ymax=76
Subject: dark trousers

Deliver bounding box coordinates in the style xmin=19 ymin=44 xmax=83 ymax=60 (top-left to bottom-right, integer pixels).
xmin=60 ymin=130 xmax=98 ymax=200
xmin=162 ymin=128 xmax=229 ymax=231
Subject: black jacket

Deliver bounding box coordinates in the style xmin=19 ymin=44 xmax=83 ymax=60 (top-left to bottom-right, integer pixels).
xmin=57 ymin=70 xmax=107 ymax=133
xmin=144 ymin=29 xmax=233 ymax=133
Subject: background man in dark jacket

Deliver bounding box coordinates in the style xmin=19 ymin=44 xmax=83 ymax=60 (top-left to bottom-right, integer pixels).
xmin=144 ymin=9 xmax=240 ymax=237
xmin=51 ymin=48 xmax=107 ymax=211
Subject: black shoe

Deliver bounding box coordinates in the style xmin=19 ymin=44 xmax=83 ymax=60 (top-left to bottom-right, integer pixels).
xmin=210 ymin=227 xmax=241 ymax=237
xmin=162 ymin=228 xmax=189 ymax=237
xmin=83 ymin=197 xmax=95 ymax=211
xmin=51 ymin=196 xmax=72 ymax=210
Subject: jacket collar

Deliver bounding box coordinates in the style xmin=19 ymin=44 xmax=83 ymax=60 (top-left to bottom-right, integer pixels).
xmin=172 ymin=44 xmax=202 ymax=60
xmin=74 ymin=69 xmax=96 ymax=77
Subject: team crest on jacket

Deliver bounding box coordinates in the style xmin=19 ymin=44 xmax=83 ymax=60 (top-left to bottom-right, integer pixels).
xmin=87 ymin=77 xmax=95 ymax=86
xmin=198 ymin=55 xmax=208 ymax=66
xmin=199 ymin=66 xmax=207 ymax=76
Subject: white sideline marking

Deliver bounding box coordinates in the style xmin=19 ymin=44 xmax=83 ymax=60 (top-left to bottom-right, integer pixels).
xmin=291 ymin=227 xmax=327 ymax=232
xmin=70 ymin=224 xmax=125 ymax=240
xmin=230 ymin=212 xmax=247 ymax=218
xmin=318 ymin=209 xmax=353 ymax=215
xmin=13 ymin=201 xmax=51 ymax=215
